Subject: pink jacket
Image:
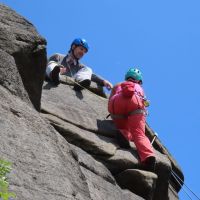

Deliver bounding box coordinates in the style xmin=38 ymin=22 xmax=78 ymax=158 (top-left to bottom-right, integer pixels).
xmin=108 ymin=81 xmax=146 ymax=115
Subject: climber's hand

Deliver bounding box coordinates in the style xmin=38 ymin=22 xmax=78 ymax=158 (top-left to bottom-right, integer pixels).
xmin=59 ymin=66 xmax=67 ymax=75
xmin=103 ymin=80 xmax=113 ymax=90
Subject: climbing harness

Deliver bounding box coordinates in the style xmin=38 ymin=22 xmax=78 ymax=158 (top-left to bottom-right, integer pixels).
xmin=144 ymin=99 xmax=150 ymax=107
xmin=109 ymin=109 xmax=147 ymax=119
xmin=133 ymin=90 xmax=150 ymax=107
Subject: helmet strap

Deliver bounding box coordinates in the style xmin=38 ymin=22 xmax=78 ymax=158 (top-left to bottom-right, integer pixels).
xmin=127 ymin=78 xmax=142 ymax=84
xmin=126 ymin=78 xmax=135 ymax=82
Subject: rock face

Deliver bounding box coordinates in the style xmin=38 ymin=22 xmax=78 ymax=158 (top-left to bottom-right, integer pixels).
xmin=0 ymin=4 xmax=46 ymax=111
xmin=41 ymin=78 xmax=183 ymax=200
xmin=0 ymin=4 xmax=184 ymax=200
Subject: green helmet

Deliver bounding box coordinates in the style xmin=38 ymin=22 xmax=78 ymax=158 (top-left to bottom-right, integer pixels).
xmin=125 ymin=68 xmax=143 ymax=82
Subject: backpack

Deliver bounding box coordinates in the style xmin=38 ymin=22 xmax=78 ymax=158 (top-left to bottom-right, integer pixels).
xmin=121 ymin=81 xmax=135 ymax=98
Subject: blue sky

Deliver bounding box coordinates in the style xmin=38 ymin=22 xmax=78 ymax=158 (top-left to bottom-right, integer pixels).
xmin=1 ymin=0 xmax=200 ymax=199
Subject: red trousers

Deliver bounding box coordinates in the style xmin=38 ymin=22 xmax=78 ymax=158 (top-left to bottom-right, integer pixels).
xmin=112 ymin=115 xmax=154 ymax=162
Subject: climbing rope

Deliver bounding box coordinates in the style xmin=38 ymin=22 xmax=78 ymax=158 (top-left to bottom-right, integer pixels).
xmin=171 ymin=170 xmax=200 ymax=200
xmin=171 ymin=170 xmax=193 ymax=200
xmin=151 ymin=132 xmax=199 ymax=200
xmin=65 ymin=63 xmax=109 ymax=101
xmin=64 ymin=76 xmax=109 ymax=101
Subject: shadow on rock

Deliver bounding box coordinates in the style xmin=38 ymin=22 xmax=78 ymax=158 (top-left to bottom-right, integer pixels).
xmin=43 ymin=81 xmax=59 ymax=90
xmin=73 ymin=89 xmax=84 ymax=100
xmin=96 ymin=119 xmax=118 ymax=138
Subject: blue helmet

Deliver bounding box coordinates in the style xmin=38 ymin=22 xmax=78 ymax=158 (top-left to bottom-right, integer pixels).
xmin=71 ymin=38 xmax=89 ymax=52
xmin=125 ymin=68 xmax=143 ymax=83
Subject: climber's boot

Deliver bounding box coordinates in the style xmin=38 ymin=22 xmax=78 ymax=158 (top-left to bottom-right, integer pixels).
xmin=74 ymin=79 xmax=91 ymax=91
xmin=141 ymin=156 xmax=156 ymax=173
xmin=50 ymin=66 xmax=60 ymax=85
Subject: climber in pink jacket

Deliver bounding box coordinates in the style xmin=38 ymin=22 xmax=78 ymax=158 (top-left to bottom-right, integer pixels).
xmin=108 ymin=68 xmax=156 ymax=172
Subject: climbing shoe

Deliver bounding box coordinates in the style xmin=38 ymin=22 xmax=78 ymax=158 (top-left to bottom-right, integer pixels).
xmin=141 ymin=156 xmax=156 ymax=172
xmin=50 ymin=66 xmax=60 ymax=85
xmin=73 ymin=79 xmax=91 ymax=91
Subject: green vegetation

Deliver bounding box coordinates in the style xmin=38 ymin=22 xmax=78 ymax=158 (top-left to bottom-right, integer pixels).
xmin=0 ymin=159 xmax=15 ymax=200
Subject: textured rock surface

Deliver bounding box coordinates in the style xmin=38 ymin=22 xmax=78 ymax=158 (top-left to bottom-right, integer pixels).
xmin=115 ymin=169 xmax=158 ymax=200
xmin=0 ymin=4 xmax=46 ymax=111
xmin=0 ymin=3 xmax=184 ymax=200
xmin=41 ymin=80 xmax=183 ymax=200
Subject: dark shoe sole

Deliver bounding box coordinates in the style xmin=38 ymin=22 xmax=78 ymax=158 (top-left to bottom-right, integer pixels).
xmin=50 ymin=66 xmax=60 ymax=85
xmin=74 ymin=79 xmax=91 ymax=91
xmin=141 ymin=156 xmax=156 ymax=172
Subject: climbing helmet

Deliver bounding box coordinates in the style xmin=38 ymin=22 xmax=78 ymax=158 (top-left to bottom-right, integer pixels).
xmin=71 ymin=38 xmax=89 ymax=52
xmin=125 ymin=68 xmax=143 ymax=83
